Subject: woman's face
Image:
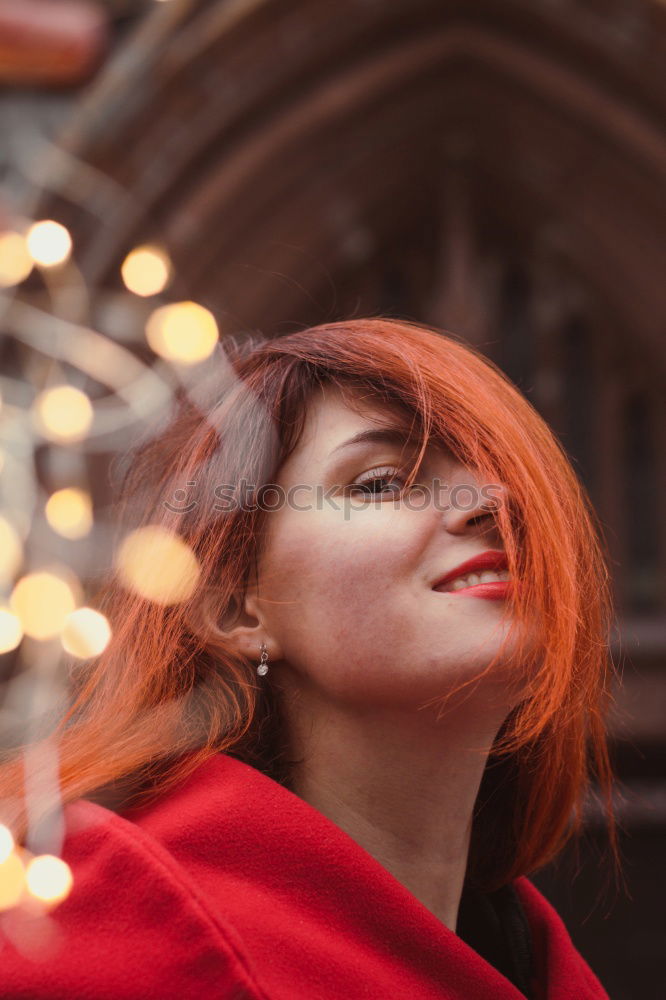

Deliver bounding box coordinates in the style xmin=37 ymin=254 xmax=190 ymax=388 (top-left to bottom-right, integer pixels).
xmin=246 ymin=384 xmax=523 ymax=713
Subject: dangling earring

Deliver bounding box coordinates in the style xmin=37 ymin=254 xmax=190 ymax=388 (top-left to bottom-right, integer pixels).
xmin=257 ymin=642 xmax=269 ymax=677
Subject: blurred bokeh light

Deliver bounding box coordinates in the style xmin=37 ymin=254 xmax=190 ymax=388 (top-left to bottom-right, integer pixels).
xmin=25 ymin=854 xmax=73 ymax=905
xmin=25 ymin=220 xmax=72 ymax=268
xmin=115 ymin=525 xmax=201 ymax=604
xmin=145 ymin=301 xmax=218 ymax=364
xmin=121 ymin=244 xmax=172 ymax=297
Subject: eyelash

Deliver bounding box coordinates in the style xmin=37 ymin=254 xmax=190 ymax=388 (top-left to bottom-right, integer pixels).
xmin=346 ymin=465 xmax=409 ymax=498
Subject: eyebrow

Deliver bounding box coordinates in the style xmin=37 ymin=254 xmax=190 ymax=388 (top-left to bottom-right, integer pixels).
xmin=328 ymin=426 xmax=420 ymax=457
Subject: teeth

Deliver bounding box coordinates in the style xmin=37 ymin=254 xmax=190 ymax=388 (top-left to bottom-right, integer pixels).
xmin=448 ymin=569 xmax=510 ymax=591
xmin=479 ymin=570 xmax=510 ymax=584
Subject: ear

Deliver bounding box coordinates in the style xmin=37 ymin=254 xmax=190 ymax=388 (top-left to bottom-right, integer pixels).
xmin=219 ymin=590 xmax=283 ymax=664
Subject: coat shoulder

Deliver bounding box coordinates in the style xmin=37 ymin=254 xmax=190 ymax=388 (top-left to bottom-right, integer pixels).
xmin=0 ymin=796 xmax=266 ymax=1000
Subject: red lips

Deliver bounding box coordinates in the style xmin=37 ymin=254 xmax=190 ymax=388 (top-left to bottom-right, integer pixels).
xmin=432 ymin=549 xmax=508 ymax=590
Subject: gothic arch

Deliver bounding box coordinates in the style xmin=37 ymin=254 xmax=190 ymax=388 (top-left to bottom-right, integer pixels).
xmin=39 ymin=0 xmax=665 ymax=622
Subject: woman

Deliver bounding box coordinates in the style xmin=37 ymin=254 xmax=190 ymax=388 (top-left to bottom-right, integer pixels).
xmin=0 ymin=317 xmax=617 ymax=998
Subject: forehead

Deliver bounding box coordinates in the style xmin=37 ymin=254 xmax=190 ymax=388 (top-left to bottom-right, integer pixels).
xmin=277 ymin=384 xmax=415 ymax=481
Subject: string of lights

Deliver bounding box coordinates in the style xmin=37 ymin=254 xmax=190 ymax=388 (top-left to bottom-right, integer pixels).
xmin=0 ymin=161 xmax=228 ymax=923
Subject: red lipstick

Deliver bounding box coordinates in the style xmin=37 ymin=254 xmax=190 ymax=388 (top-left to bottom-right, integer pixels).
xmin=432 ymin=549 xmax=511 ymax=601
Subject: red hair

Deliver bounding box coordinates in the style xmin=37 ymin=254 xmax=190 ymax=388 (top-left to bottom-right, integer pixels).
xmin=0 ymin=317 xmax=618 ymax=891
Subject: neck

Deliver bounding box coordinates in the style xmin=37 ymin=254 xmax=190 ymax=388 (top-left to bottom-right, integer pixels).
xmin=279 ymin=687 xmax=508 ymax=933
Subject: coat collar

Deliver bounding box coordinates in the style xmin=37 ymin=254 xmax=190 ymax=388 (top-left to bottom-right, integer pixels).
xmin=121 ymin=752 xmax=608 ymax=1000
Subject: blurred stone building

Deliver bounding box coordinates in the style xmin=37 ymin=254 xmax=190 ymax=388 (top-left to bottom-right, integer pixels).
xmin=1 ymin=1 xmax=665 ymax=997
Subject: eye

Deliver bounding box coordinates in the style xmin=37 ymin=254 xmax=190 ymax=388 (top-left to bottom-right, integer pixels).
xmin=345 ymin=465 xmax=408 ymax=499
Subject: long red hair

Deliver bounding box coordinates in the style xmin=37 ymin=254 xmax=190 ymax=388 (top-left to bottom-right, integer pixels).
xmin=0 ymin=317 xmax=618 ymax=891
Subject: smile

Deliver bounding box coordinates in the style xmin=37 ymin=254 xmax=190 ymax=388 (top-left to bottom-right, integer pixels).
xmin=433 ymin=570 xmax=513 ymax=600
xmin=436 ymin=569 xmax=511 ymax=592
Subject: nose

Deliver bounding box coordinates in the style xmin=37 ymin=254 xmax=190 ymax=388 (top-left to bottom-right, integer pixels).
xmin=440 ymin=478 xmax=507 ymax=539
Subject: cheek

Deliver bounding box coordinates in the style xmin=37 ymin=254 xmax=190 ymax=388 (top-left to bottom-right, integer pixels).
xmin=257 ymin=508 xmax=420 ymax=670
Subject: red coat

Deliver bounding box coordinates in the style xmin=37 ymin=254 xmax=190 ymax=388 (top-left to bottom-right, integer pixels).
xmin=0 ymin=753 xmax=609 ymax=999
